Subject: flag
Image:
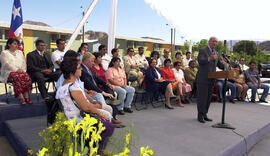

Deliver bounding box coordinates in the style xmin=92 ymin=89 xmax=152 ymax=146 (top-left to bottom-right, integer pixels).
xmin=9 ymin=0 xmax=24 ymax=52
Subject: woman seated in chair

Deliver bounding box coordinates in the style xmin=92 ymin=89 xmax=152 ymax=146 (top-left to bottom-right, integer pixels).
xmin=160 ymin=59 xmax=185 ymax=106
xmin=0 ymin=38 xmax=32 ymax=105
xmin=231 ymin=64 xmax=248 ymax=101
xmin=106 ymin=57 xmax=135 ymax=115
xmin=145 ymin=58 xmax=176 ymax=109
xmin=172 ymin=61 xmax=192 ymax=104
xmin=56 ymin=57 xmax=114 ymax=153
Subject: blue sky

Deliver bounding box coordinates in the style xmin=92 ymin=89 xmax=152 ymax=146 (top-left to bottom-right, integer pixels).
xmin=0 ymin=0 xmax=184 ymax=43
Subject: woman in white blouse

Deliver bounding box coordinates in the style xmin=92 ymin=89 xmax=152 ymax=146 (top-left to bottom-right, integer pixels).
xmin=172 ymin=61 xmax=192 ymax=103
xmin=0 ymin=38 xmax=32 ymax=105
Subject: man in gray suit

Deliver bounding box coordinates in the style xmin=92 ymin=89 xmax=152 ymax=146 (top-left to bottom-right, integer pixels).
xmin=196 ymin=37 xmax=224 ymax=123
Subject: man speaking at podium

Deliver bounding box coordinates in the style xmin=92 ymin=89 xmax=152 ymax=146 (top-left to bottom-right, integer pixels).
xmin=196 ymin=37 xmax=224 ymax=123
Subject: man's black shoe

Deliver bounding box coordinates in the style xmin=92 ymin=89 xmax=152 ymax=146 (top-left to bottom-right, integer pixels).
xmin=250 ymin=99 xmax=256 ymax=103
xmin=197 ymin=114 xmax=205 ymax=123
xmin=124 ymin=108 xmax=133 ymax=113
xmin=198 ymin=118 xmax=205 ymax=123
xmin=259 ymin=99 xmax=268 ymax=103
xmin=204 ymin=117 xmax=213 ymax=122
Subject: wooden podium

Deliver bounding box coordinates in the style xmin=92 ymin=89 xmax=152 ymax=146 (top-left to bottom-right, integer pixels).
xmin=208 ymin=70 xmax=239 ymax=130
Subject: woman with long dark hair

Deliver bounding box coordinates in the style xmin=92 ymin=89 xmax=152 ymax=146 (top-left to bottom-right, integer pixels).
xmin=56 ymin=57 xmax=114 ymax=153
xmin=77 ymin=43 xmax=88 ymax=61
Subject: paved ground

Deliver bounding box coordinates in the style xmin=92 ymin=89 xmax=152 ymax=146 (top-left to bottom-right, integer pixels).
xmin=0 ymin=137 xmax=16 ymax=156
xmin=0 ymin=79 xmax=269 ymax=156
xmin=248 ymin=132 xmax=270 ymax=156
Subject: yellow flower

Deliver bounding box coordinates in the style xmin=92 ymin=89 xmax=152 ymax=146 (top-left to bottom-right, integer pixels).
xmin=28 ymin=149 xmax=33 ymax=155
xmin=140 ymin=146 xmax=154 ymax=156
xmin=37 ymin=147 xmax=48 ymax=156
xmin=125 ymin=133 xmax=131 ymax=145
xmin=89 ymin=147 xmax=98 ymax=156
xmin=113 ymin=147 xmax=130 ymax=156
xmin=74 ymin=152 xmax=81 ymax=156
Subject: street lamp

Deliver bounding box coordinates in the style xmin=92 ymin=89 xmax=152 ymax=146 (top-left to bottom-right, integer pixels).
xmin=166 ymin=24 xmax=176 ymax=58
xmin=81 ymin=6 xmax=85 ymax=43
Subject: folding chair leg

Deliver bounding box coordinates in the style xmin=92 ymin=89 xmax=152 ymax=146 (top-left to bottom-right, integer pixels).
xmin=35 ymin=82 xmax=39 ymax=102
xmin=5 ymin=83 xmax=9 ymax=104
xmin=133 ymin=93 xmax=147 ymax=111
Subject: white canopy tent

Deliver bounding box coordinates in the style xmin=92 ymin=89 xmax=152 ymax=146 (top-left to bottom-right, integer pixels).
xmin=145 ymin=0 xmax=270 ymax=41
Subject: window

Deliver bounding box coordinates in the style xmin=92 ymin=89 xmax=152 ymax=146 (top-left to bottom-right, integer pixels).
xmin=153 ymin=44 xmax=161 ymax=51
xmin=51 ymin=34 xmax=57 ymax=43
xmin=60 ymin=34 xmax=67 ymax=41
xmin=127 ymin=41 xmax=133 ymax=48
xmin=5 ymin=30 xmax=9 ymax=40
xmin=0 ymin=29 xmax=3 ymax=39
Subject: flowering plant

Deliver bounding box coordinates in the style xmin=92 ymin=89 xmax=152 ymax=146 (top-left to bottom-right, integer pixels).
xmin=32 ymin=113 xmax=154 ymax=156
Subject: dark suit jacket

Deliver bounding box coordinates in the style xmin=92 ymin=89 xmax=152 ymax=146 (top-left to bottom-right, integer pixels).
xmin=80 ymin=64 xmax=107 ymax=93
xmin=145 ymin=66 xmax=161 ymax=92
xmin=196 ymin=46 xmax=224 ymax=85
xmin=26 ymin=50 xmax=54 ymax=74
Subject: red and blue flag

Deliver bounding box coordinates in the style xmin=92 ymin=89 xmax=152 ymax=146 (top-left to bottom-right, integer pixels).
xmin=9 ymin=0 xmax=24 ymax=52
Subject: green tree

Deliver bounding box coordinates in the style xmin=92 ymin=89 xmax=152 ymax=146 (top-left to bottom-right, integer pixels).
xmin=233 ymin=40 xmax=258 ymax=55
xmin=180 ymin=40 xmax=189 ymax=54
xmin=192 ymin=39 xmax=208 ymax=51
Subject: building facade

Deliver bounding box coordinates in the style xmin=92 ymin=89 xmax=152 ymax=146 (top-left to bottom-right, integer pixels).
xmin=0 ymin=21 xmax=82 ymax=55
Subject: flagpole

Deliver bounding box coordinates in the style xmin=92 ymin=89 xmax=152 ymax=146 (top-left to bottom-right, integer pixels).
xmin=107 ymin=0 xmax=118 ymax=56
xmin=64 ymin=0 xmax=99 ymax=52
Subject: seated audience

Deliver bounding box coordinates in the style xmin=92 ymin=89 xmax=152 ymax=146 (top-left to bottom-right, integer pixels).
xmin=99 ymin=45 xmax=111 ymax=71
xmin=245 ymin=61 xmax=269 ymax=103
xmin=27 ymin=39 xmax=61 ymax=101
xmin=172 ymin=61 xmax=192 ymax=104
xmin=123 ymin=48 xmax=143 ymax=87
xmin=173 ymin=52 xmax=184 ymax=69
xmin=0 ymin=38 xmax=32 ymax=105
xmin=134 ymin=47 xmax=148 ymax=73
xmin=80 ymin=52 xmax=122 ymax=125
xmin=106 ymin=57 xmax=135 ymax=114
xmin=150 ymin=51 xmax=162 ymax=68
xmin=51 ymin=39 xmax=66 ymax=71
xmin=159 ymin=48 xmax=171 ymax=67
xmin=239 ymin=57 xmax=249 ymax=71
xmin=160 ymin=59 xmax=185 ymax=106
xmin=184 ymin=60 xmax=198 ymax=92
xmin=230 ymin=64 xmax=248 ymax=101
xmin=77 ymin=43 xmax=88 ymax=61
xmin=183 ymin=51 xmax=192 ymax=68
xmin=92 ymin=52 xmax=107 ymax=82
xmin=111 ymin=48 xmax=124 ymax=68
xmin=216 ymin=67 xmax=236 ymax=103
xmin=56 ymin=57 xmax=114 ymax=153
xmin=145 ymin=58 xmax=176 ymax=109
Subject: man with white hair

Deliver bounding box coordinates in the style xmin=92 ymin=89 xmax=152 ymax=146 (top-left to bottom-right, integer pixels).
xmin=196 ymin=37 xmax=224 ymax=123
